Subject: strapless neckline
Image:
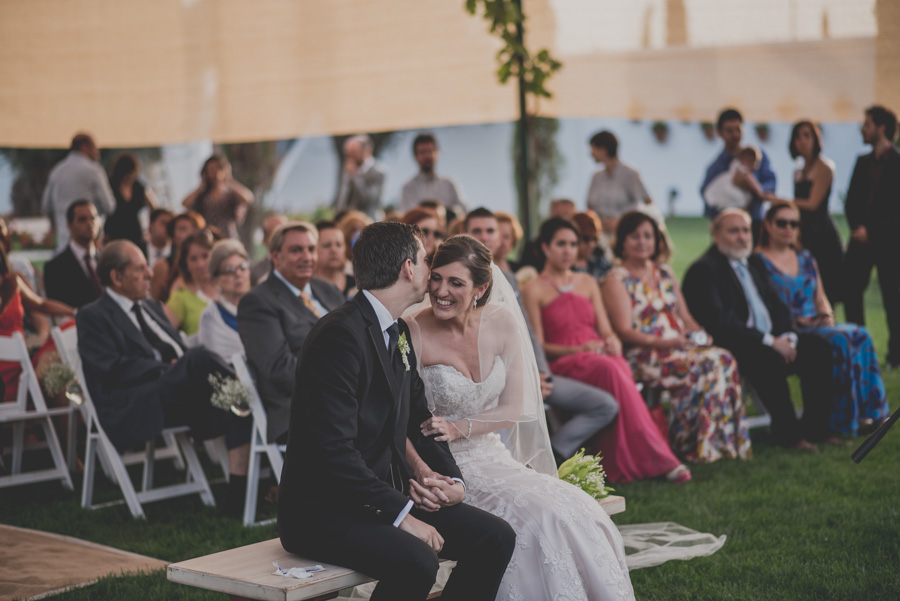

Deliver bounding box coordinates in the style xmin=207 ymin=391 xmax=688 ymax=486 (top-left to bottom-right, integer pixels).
xmin=422 ymin=355 xmax=503 ymax=385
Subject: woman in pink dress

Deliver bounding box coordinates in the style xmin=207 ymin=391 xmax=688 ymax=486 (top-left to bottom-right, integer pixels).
xmin=522 ymin=217 xmax=690 ymax=484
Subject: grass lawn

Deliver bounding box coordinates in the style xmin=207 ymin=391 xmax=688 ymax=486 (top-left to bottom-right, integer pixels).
xmin=1 ymin=217 xmax=897 ymax=600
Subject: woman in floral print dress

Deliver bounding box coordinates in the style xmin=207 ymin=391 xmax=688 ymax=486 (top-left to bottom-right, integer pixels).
xmin=603 ymin=211 xmax=752 ymax=462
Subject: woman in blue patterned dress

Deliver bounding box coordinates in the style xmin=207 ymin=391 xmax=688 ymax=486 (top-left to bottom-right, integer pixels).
xmin=757 ymin=202 xmax=889 ymax=435
xmin=603 ymin=211 xmax=751 ymax=462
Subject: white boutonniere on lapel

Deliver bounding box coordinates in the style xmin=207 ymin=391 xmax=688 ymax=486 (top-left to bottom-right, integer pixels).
xmin=397 ymin=332 xmax=411 ymax=372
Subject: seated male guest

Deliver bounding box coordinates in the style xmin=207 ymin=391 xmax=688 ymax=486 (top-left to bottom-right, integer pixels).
xmin=682 ymin=209 xmax=835 ymax=450
xmin=44 ymin=200 xmax=103 ymax=309
xmin=238 ymin=222 xmax=345 ymax=444
xmin=77 ymin=240 xmax=250 ymax=510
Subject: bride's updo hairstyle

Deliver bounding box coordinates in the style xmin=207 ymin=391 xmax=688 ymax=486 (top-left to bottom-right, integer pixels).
xmin=430 ymin=235 xmax=493 ymax=308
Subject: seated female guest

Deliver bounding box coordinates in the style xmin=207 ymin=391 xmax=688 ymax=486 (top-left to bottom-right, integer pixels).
xmin=165 ymin=229 xmax=217 ymax=337
xmin=401 ymin=207 xmax=443 ymax=258
xmin=603 ymin=211 xmax=751 ymax=462
xmin=757 ymin=202 xmax=888 ymax=435
xmin=571 ymin=211 xmax=613 ymax=283
xmin=314 ymin=221 xmax=356 ymax=299
xmin=151 ymin=211 xmax=205 ymax=301
xmin=493 ymin=211 xmax=523 ymax=273
xmin=0 ymin=245 xmax=75 ymax=400
xmin=198 ymin=240 xmax=250 ymax=360
xmin=522 ymin=217 xmax=690 ymax=483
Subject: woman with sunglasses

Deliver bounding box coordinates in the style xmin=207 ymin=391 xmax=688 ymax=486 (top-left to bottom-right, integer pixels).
xmin=198 ymin=239 xmax=251 ymax=360
xmin=757 ymin=202 xmax=888 ymax=436
xmin=401 ymin=206 xmax=444 ymax=258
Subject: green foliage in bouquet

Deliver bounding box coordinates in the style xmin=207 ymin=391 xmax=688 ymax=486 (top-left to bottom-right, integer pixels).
xmin=558 ymin=448 xmax=613 ymax=500
xmin=207 ymin=373 xmax=251 ymax=417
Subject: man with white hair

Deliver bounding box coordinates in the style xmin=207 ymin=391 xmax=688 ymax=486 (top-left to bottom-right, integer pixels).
xmin=682 ymin=209 xmax=835 ymax=451
xmin=334 ymin=134 xmax=385 ymax=220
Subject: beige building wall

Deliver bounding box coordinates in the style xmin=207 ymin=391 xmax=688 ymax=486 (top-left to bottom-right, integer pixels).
xmin=0 ymin=0 xmax=894 ymax=148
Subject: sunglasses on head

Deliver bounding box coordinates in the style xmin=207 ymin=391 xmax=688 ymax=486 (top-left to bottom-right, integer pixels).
xmin=773 ymin=219 xmax=801 ymax=229
xmin=421 ymin=228 xmax=444 ymax=239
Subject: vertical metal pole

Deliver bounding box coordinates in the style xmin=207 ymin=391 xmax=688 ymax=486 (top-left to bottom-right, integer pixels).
xmin=513 ymin=0 xmax=532 ymax=236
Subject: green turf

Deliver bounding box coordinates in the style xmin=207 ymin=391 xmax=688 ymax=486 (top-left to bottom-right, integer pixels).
xmin=1 ymin=217 xmax=897 ymax=600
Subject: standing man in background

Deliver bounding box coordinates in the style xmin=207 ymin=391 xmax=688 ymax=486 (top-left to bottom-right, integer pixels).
xmin=701 ymin=108 xmax=777 ymax=241
xmin=844 ymin=105 xmax=900 ymax=370
xmin=42 ymin=132 xmax=115 ymax=252
xmin=399 ymin=133 xmax=466 ymax=218
xmin=334 ymin=134 xmax=385 ymax=221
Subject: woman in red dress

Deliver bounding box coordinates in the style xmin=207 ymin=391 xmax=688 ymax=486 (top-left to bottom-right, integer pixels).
xmin=522 ymin=217 xmax=690 ymax=483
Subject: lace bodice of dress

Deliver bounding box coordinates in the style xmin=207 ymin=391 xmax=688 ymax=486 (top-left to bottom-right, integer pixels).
xmin=421 ymin=356 xmax=506 ymax=423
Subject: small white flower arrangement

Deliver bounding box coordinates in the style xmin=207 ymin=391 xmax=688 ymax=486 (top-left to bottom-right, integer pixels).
xmin=41 ymin=361 xmax=83 ymax=405
xmin=397 ymin=332 xmax=411 ymax=372
xmin=208 ymin=373 xmax=251 ymax=417
xmin=558 ymin=448 xmax=613 ymax=499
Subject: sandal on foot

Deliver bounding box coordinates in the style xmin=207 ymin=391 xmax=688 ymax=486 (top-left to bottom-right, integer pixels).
xmin=665 ymin=465 xmax=692 ymax=484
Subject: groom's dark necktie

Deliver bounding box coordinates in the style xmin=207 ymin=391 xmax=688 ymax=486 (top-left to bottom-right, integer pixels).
xmin=386 ymin=322 xmax=403 ymax=380
xmin=132 ymin=302 xmax=179 ymax=363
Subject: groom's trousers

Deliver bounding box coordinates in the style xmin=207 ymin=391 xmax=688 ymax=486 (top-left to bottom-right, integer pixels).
xmin=306 ymin=502 xmax=515 ymax=601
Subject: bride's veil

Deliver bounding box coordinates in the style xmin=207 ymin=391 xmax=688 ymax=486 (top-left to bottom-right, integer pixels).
xmin=482 ymin=263 xmax=557 ymax=476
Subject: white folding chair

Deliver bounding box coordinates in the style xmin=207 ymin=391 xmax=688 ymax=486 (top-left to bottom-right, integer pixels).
xmin=0 ymin=332 xmax=73 ymax=491
xmin=52 ymin=326 xmax=216 ymax=519
xmin=232 ymin=353 xmax=285 ymax=527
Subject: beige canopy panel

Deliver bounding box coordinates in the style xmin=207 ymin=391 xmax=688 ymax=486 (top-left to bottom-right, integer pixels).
xmin=0 ymin=0 xmax=896 ymax=148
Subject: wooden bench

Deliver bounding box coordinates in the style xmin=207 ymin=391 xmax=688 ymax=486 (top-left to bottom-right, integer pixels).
xmin=167 ymin=495 xmax=625 ymax=601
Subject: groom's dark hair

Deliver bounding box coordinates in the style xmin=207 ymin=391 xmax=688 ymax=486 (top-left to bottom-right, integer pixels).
xmin=353 ymin=221 xmax=424 ymax=291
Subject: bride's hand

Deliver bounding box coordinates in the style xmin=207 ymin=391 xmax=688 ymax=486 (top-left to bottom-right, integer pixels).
xmin=420 ymin=416 xmax=464 ymax=442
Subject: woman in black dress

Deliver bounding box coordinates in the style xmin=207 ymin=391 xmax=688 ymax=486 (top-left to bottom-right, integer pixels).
xmin=786 ymin=120 xmax=844 ymax=305
xmin=105 ymin=153 xmax=158 ymax=253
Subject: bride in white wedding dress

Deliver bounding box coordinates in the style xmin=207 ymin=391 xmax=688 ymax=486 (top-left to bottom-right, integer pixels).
xmin=405 ymin=235 xmax=636 ymax=601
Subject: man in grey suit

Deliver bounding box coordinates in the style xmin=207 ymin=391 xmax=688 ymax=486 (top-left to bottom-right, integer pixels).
xmin=465 ymin=208 xmax=618 ymax=462
xmin=238 ymin=221 xmax=346 ymax=444
xmin=334 ymin=134 xmax=385 ymax=220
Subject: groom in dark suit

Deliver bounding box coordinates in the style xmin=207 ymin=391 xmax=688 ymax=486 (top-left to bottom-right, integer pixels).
xmin=278 ymin=222 xmax=515 ymax=601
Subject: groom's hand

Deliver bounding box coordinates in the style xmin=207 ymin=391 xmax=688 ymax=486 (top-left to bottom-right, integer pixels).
xmin=398 ymin=515 xmax=444 ymax=552
xmin=409 ymin=475 xmax=464 ymax=511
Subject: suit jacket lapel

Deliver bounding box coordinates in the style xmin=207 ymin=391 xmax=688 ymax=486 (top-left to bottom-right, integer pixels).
xmin=269 ymin=274 xmax=319 ymax=324
xmin=355 ymin=295 xmax=402 ymax=413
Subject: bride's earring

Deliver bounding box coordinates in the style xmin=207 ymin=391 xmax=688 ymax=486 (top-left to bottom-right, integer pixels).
xmin=473 ymin=295 xmax=479 ymax=309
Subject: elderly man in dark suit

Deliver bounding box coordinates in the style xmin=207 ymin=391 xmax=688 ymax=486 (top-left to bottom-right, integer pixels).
xmin=278 ymin=221 xmax=514 ymax=601
xmin=77 ymin=240 xmax=250 ymax=510
xmin=682 ymin=209 xmax=835 ymax=451
xmin=44 ymin=200 xmax=103 ymax=309
xmin=238 ymin=221 xmax=345 ymax=444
